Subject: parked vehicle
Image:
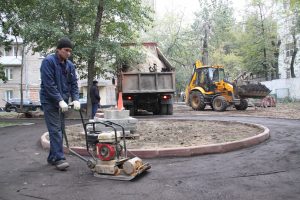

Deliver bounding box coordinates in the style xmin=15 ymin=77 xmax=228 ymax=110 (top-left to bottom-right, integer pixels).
xmin=78 ymin=98 xmax=88 ymax=110
xmin=120 ymin=72 xmax=175 ymax=115
xmin=4 ymin=98 xmax=41 ymax=113
xmin=117 ymin=43 xmax=175 ymax=116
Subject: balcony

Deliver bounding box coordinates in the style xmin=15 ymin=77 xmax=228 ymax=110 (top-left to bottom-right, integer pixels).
xmin=0 ymin=56 xmax=22 ymax=66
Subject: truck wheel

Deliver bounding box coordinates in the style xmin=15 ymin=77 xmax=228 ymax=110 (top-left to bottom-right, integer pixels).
xmin=125 ymin=106 xmax=135 ymax=116
xmin=190 ymin=91 xmax=205 ymax=111
xmin=153 ymin=105 xmax=160 ymax=115
xmin=167 ymin=104 xmax=173 ymax=115
xmin=153 ymin=109 xmax=159 ymax=115
xmin=212 ymin=96 xmax=228 ymax=112
xmin=160 ymin=104 xmax=168 ymax=115
xmin=235 ymin=99 xmax=248 ymax=110
xmin=129 ymin=107 xmax=135 ymax=116
xmin=10 ymin=107 xmax=18 ymax=112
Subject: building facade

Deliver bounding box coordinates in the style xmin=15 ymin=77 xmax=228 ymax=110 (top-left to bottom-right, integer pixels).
xmin=0 ymin=40 xmax=116 ymax=108
xmin=262 ymin=2 xmax=300 ymax=100
xmin=0 ymin=1 xmax=157 ymax=108
xmin=277 ymin=2 xmax=300 ymax=79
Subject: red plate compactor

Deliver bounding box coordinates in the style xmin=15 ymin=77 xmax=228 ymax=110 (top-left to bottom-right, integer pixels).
xmin=63 ymin=111 xmax=151 ymax=181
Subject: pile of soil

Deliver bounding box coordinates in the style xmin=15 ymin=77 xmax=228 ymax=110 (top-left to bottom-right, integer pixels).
xmin=64 ymin=120 xmax=263 ymax=149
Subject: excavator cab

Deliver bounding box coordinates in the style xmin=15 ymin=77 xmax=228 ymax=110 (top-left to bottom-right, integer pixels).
xmin=195 ymin=67 xmax=225 ymax=92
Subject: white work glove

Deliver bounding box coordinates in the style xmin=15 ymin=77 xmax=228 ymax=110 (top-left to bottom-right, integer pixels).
xmin=71 ymin=100 xmax=81 ymax=111
xmin=59 ymin=100 xmax=68 ymax=112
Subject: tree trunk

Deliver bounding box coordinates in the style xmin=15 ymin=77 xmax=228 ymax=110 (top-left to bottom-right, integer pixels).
xmin=202 ymin=24 xmax=209 ymax=65
xmin=87 ymin=0 xmax=104 ymax=118
xmin=272 ymin=40 xmax=281 ymax=79
xmin=263 ymin=48 xmax=268 ymax=80
xmin=258 ymin=3 xmax=269 ymax=80
xmin=20 ymin=44 xmax=25 ymax=110
xmin=290 ymin=34 xmax=297 ymax=78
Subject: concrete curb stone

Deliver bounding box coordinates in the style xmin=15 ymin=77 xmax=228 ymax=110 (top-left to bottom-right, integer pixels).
xmin=40 ymin=122 xmax=270 ymax=158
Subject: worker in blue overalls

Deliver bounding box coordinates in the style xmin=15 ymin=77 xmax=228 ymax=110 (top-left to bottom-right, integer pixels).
xmin=40 ymin=37 xmax=80 ymax=171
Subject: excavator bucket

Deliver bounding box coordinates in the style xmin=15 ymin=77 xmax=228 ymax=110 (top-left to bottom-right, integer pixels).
xmin=238 ymin=84 xmax=271 ymax=99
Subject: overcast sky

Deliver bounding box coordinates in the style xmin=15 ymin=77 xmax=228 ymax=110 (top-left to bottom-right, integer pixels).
xmin=155 ymin=0 xmax=248 ymax=23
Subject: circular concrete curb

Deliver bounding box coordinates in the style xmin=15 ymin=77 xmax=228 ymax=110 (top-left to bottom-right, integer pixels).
xmin=40 ymin=122 xmax=270 ymax=159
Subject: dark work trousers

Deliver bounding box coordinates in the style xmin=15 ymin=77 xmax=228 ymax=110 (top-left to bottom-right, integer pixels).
xmin=92 ymin=103 xmax=98 ymax=119
xmin=42 ymin=103 xmax=65 ymax=163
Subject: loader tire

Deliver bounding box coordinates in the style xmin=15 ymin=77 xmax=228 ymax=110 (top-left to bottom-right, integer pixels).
xmin=212 ymin=96 xmax=228 ymax=112
xmin=235 ymin=99 xmax=248 ymax=110
xmin=190 ymin=91 xmax=206 ymax=111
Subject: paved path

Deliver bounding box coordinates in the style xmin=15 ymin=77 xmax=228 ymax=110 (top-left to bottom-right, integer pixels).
xmin=0 ymin=115 xmax=300 ymax=200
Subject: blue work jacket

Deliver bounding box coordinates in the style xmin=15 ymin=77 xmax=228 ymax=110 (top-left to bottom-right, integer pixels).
xmin=40 ymin=53 xmax=79 ymax=105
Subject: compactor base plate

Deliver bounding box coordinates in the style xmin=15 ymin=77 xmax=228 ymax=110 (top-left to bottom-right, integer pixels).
xmin=93 ymin=163 xmax=151 ymax=181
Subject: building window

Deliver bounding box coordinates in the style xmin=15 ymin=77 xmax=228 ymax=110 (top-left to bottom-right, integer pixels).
xmin=4 ymin=68 xmax=13 ymax=80
xmin=283 ymin=1 xmax=289 ymax=10
xmin=285 ymin=43 xmax=294 ymax=57
xmin=3 ymin=45 xmax=22 ymax=56
xmin=13 ymin=45 xmax=22 ymax=56
xmin=5 ymin=47 xmax=13 ymax=56
xmin=5 ymin=90 xmax=13 ymax=101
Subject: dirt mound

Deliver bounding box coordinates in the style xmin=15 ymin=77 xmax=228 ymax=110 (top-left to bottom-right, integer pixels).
xmin=238 ymin=84 xmax=271 ymax=98
xmin=64 ymin=120 xmax=263 ymax=149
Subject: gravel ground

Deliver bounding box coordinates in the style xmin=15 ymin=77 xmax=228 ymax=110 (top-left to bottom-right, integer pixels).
xmin=175 ymin=102 xmax=300 ymax=119
xmin=7 ymin=101 xmax=300 ymax=149
xmin=64 ymin=120 xmax=263 ymax=149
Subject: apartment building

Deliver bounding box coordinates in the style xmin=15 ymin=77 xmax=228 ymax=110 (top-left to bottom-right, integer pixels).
xmin=0 ymin=0 xmax=157 ymax=108
xmin=261 ymin=2 xmax=300 ymax=100
xmin=277 ymin=2 xmax=300 ymax=79
xmin=0 ymin=38 xmax=116 ymax=108
xmin=0 ymin=37 xmax=41 ymax=108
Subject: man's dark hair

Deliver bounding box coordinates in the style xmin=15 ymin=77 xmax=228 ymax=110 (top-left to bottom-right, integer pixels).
xmin=57 ymin=37 xmax=73 ymax=49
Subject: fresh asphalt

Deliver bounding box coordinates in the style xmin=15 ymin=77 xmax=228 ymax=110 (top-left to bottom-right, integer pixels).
xmin=0 ymin=114 xmax=300 ymax=200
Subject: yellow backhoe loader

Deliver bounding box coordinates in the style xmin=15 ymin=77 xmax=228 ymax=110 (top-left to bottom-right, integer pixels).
xmin=185 ymin=61 xmax=270 ymax=111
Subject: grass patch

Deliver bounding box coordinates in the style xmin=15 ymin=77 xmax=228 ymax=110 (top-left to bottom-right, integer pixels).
xmin=0 ymin=122 xmax=19 ymax=127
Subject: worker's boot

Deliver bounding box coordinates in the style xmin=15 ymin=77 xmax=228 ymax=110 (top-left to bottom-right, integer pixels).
xmin=55 ymin=160 xmax=69 ymax=171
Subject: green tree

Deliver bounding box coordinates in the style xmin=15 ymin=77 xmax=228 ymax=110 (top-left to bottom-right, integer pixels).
xmin=1 ymin=0 xmax=152 ymax=116
xmin=285 ymin=1 xmax=300 ymax=78
xmin=142 ymin=11 xmax=200 ymax=93
xmin=0 ymin=64 xmax=7 ymax=82
xmin=192 ymin=0 xmax=235 ymax=65
xmin=142 ymin=1 xmax=239 ymax=92
xmin=272 ymin=0 xmax=300 ymax=78
xmin=238 ymin=0 xmax=278 ymax=80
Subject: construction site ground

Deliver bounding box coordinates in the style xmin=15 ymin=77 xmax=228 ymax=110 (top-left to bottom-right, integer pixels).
xmin=62 ymin=102 xmax=299 ymax=150
xmin=1 ymin=102 xmax=300 ymax=200
xmin=173 ymin=101 xmax=300 ymax=120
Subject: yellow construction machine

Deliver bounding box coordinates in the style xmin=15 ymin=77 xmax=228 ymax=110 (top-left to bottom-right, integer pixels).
xmin=185 ymin=61 xmax=271 ymax=111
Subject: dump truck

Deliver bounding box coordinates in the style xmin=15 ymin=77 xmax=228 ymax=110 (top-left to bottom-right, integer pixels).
xmin=185 ymin=61 xmax=271 ymax=111
xmin=117 ymin=43 xmax=175 ymax=116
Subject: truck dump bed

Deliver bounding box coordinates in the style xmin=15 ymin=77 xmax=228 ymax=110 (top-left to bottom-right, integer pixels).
xmin=121 ymin=72 xmax=175 ymax=93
